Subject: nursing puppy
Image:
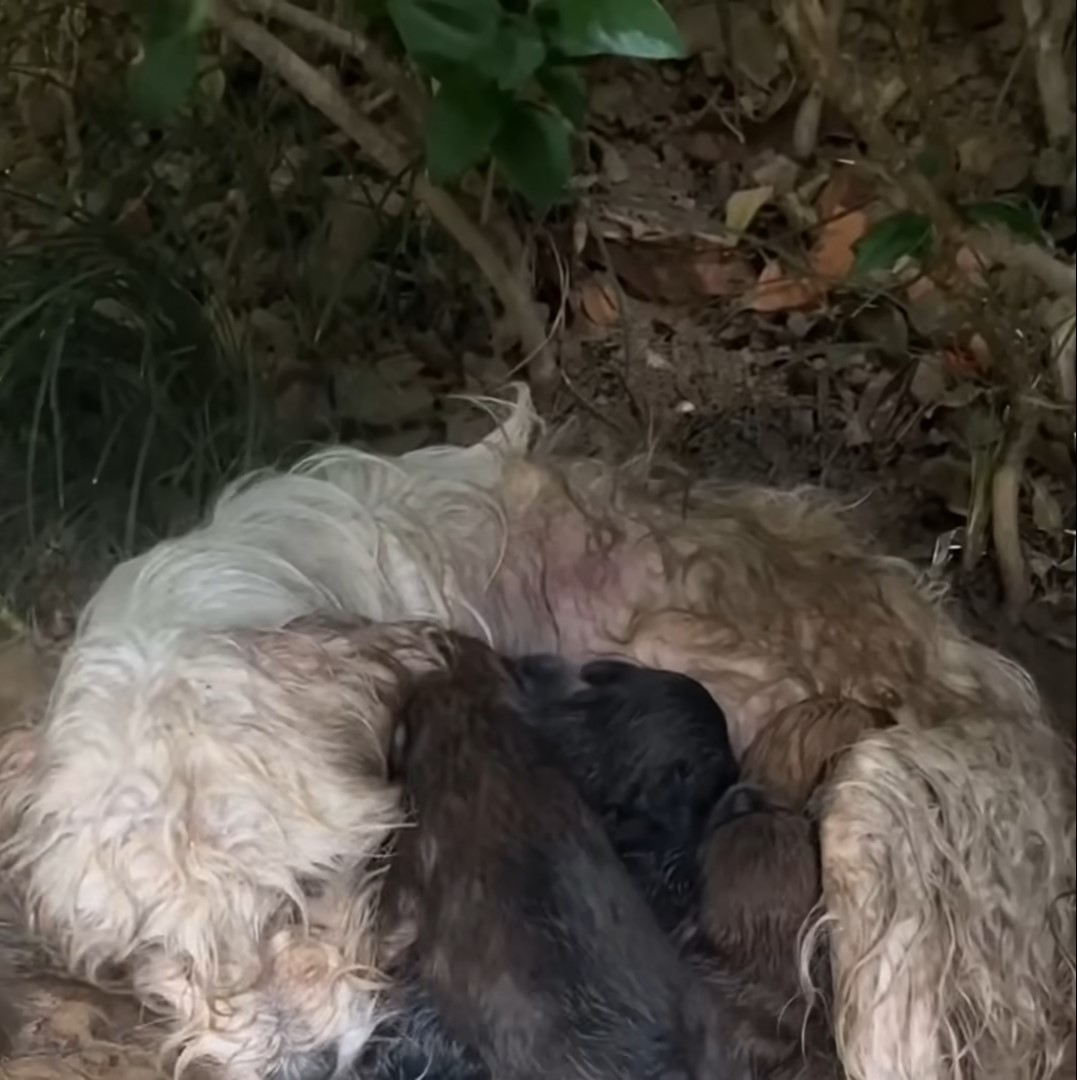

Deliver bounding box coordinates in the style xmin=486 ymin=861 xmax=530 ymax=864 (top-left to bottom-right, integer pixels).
xmin=384 ymin=634 xmax=745 ymax=1080
xmin=739 ymin=698 xmax=895 ymax=810
xmin=356 ymin=966 xmax=490 ymax=1080
xmin=695 ymin=784 xmax=838 ymax=1080
xmin=513 ymin=656 xmax=739 ymax=935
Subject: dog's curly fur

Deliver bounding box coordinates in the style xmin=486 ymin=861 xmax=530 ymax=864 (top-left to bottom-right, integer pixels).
xmin=0 ymin=386 xmax=1072 ymax=1079
xmin=0 ymin=618 xmax=453 ymax=1078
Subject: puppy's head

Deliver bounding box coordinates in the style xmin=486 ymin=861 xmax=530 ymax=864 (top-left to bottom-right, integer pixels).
xmin=699 ymin=784 xmax=821 ymax=980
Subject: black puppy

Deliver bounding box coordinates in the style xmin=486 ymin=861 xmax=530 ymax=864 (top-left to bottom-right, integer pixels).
xmin=357 ymin=968 xmax=489 ymax=1080
xmin=513 ymin=656 xmax=739 ymax=934
xmin=380 ymin=634 xmax=746 ymax=1080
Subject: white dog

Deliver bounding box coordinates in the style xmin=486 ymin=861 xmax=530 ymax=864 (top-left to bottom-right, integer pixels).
xmin=1 ymin=387 xmax=1072 ymax=1080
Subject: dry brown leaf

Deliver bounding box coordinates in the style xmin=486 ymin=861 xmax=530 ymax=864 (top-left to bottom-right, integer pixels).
xmin=910 ymin=355 xmax=947 ymax=406
xmin=724 ymin=185 xmax=774 ymax=233
xmin=688 ymin=250 xmax=757 ymax=298
xmin=580 ymin=280 xmax=621 ymax=326
xmin=809 ymin=209 xmax=869 ymax=280
xmin=606 ymin=240 xmax=754 ymax=304
xmin=747 ymin=261 xmax=822 ymax=312
xmin=1031 ymin=478 xmax=1064 ymax=533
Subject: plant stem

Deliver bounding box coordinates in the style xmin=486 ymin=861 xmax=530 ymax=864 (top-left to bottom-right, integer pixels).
xmin=211 ymin=1 xmax=556 ymax=390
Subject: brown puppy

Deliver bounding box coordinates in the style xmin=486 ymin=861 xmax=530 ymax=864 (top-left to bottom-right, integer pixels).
xmin=739 ymin=698 xmax=895 ymax=810
xmin=385 ymin=633 xmax=747 ymax=1080
xmin=695 ymin=783 xmax=839 ymax=1080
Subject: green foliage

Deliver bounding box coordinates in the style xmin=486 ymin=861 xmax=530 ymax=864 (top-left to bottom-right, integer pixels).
xmin=547 ymin=0 xmax=684 ymax=59
xmin=853 ymin=211 xmax=934 ymax=276
xmin=0 ymin=200 xmax=268 ymax=566
xmin=492 ymin=103 xmax=573 ymax=211
xmin=961 ymin=196 xmax=1044 ymax=244
xmin=855 ymin=196 xmax=1047 ymax=277
xmin=127 ymin=0 xmax=684 ymax=210
xmin=382 ymin=0 xmax=686 ymax=209
xmin=128 ymin=0 xmax=207 ymax=121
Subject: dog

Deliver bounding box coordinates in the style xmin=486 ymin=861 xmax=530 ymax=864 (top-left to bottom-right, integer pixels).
xmin=513 ymin=656 xmax=738 ymax=934
xmin=381 ymin=633 xmax=747 ymax=1080
xmin=0 ymin=617 xmax=453 ymax=1079
xmin=738 ymin=698 xmax=895 ymax=810
xmin=6 ymin=387 xmax=1071 ymax=1079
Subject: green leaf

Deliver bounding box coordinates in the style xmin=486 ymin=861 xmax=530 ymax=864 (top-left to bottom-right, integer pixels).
xmin=423 ymin=76 xmax=511 ymax=182
xmin=492 ymin=103 xmax=572 ymax=211
xmin=536 ymin=64 xmax=588 ymax=127
xmin=547 ymin=0 xmax=685 ymax=60
xmin=128 ymin=31 xmax=200 ymax=121
xmin=913 ymin=147 xmax=946 ymax=181
xmin=474 ymin=15 xmax=547 ymax=90
xmin=853 ymin=211 xmax=934 ymax=277
xmin=385 ymin=0 xmax=500 ymax=62
xmin=961 ymin=197 xmax=1044 ymax=245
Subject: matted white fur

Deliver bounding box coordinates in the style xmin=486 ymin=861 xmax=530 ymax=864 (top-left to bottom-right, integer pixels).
xmin=1 ymin=384 xmax=1073 ymax=1079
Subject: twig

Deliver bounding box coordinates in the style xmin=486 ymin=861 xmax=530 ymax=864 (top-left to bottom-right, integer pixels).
xmin=991 ymin=409 xmax=1036 ymax=617
xmin=210 ymin=0 xmax=555 ymax=389
xmin=234 ymin=0 xmax=425 ymax=124
xmin=1019 ymin=0 xmax=1076 ymax=149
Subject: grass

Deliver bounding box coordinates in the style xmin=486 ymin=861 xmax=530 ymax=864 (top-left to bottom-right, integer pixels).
xmin=0 ymin=192 xmax=271 ymax=620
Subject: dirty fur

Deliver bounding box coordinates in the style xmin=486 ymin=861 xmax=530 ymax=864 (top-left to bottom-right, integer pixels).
xmin=0 ymin=618 xmax=453 ymax=1079
xmin=384 ymin=633 xmax=746 ymax=1080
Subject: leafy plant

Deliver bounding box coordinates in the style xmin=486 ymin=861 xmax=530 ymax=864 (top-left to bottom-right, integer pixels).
xmin=854 ymin=196 xmax=1047 ymax=277
xmin=128 ymin=0 xmax=685 ymax=211
xmin=387 ymin=0 xmax=684 ymax=209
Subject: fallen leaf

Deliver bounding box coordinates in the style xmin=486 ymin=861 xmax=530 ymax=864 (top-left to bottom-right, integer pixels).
xmin=816 ymin=168 xmax=875 ymax=221
xmin=812 ymin=208 xmax=869 ymax=279
xmin=1031 ymin=478 xmax=1064 ymax=532
xmin=581 ymin=280 xmax=621 ymax=325
xmin=689 ymin=249 xmax=757 ymax=296
xmin=747 ymin=261 xmax=822 ymax=312
xmin=910 ymin=355 xmax=947 ymax=405
xmin=725 ymin=1 xmax=785 ymax=87
xmin=605 ymin=240 xmax=755 ymax=304
xmin=724 ymin=185 xmax=773 ymax=233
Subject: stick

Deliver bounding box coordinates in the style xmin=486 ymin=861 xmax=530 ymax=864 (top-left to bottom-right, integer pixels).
xmin=234 ymin=0 xmax=425 ymax=125
xmin=991 ymin=411 xmax=1035 ymax=617
xmin=211 ymin=1 xmax=556 ymax=388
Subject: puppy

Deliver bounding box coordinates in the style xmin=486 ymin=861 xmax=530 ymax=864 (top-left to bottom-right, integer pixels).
xmin=738 ymin=697 xmax=895 ymax=810
xmin=694 ymin=784 xmax=839 ymax=1080
xmin=356 ymin=966 xmax=490 ymax=1080
xmin=514 ymin=656 xmax=738 ymax=934
xmin=385 ymin=634 xmax=746 ymax=1080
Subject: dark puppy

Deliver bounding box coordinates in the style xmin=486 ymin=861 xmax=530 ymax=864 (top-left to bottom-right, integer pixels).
xmin=357 ymin=968 xmax=489 ymax=1080
xmin=694 ymin=784 xmax=839 ymax=1080
xmin=514 ymin=656 xmax=739 ymax=934
xmin=385 ymin=635 xmax=745 ymax=1080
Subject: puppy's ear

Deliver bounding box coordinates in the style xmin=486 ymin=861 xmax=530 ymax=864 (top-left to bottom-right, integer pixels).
xmin=579 ymin=659 xmax=640 ymax=686
xmin=707 ymin=783 xmax=771 ymax=829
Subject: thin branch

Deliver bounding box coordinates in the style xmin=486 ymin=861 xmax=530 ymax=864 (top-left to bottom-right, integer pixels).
xmin=992 ymin=410 xmax=1035 ymax=617
xmin=1020 ymin=0 xmax=1076 ymax=149
xmin=210 ymin=0 xmax=555 ymax=388
xmin=234 ymin=0 xmax=426 ymax=125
